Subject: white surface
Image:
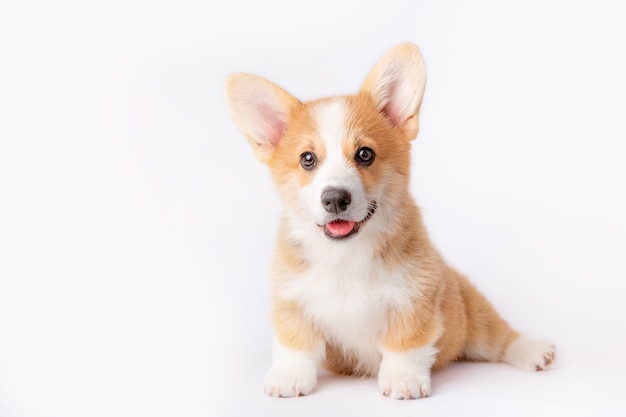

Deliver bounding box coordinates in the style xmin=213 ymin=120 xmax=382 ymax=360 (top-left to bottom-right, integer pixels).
xmin=0 ymin=1 xmax=625 ymax=416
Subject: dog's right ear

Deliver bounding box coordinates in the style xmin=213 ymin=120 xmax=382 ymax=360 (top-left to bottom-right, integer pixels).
xmin=225 ymin=73 xmax=301 ymax=163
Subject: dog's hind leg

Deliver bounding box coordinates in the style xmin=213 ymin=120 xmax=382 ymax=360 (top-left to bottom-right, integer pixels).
xmin=454 ymin=269 xmax=555 ymax=371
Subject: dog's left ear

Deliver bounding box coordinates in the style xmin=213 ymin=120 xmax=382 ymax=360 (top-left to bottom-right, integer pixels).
xmin=361 ymin=43 xmax=426 ymax=140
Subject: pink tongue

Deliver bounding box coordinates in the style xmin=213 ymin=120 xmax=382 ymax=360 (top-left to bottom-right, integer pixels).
xmin=326 ymin=220 xmax=356 ymax=236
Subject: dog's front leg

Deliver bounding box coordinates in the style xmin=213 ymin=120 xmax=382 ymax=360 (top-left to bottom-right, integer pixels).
xmin=377 ymin=343 xmax=439 ymax=399
xmin=378 ymin=304 xmax=441 ymax=400
xmin=264 ymin=340 xmax=322 ymax=397
xmin=264 ymin=299 xmax=324 ymax=397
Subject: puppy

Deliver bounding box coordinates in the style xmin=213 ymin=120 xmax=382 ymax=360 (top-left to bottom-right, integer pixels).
xmin=224 ymin=43 xmax=555 ymax=399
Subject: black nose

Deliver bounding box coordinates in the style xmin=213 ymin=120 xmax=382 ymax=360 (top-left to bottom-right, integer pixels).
xmin=321 ymin=188 xmax=352 ymax=214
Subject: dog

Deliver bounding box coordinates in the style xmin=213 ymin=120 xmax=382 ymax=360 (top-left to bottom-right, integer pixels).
xmin=224 ymin=43 xmax=555 ymax=400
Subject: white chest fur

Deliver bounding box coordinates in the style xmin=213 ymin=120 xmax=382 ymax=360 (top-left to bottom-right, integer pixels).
xmin=276 ymin=242 xmax=411 ymax=374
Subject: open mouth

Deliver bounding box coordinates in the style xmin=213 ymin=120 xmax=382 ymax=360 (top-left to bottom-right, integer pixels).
xmin=322 ymin=201 xmax=377 ymax=240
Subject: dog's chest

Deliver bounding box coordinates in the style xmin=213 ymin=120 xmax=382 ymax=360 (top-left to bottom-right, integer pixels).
xmin=279 ymin=255 xmax=410 ymax=368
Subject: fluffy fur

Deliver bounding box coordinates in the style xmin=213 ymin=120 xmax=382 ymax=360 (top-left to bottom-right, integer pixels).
xmin=224 ymin=43 xmax=555 ymax=399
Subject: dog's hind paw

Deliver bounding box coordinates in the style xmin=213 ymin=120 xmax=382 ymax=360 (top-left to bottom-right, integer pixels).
xmin=503 ymin=335 xmax=555 ymax=371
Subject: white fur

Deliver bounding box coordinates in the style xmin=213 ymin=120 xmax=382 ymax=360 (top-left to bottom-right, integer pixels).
xmin=276 ymin=254 xmax=413 ymax=376
xmin=264 ymin=340 xmax=323 ymax=397
xmin=378 ymin=343 xmax=439 ymax=399
xmin=503 ymin=335 xmax=555 ymax=371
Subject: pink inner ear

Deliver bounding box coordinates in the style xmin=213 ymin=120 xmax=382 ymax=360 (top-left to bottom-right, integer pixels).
xmin=382 ymin=104 xmax=401 ymax=127
xmin=380 ymin=80 xmax=404 ymax=127
xmin=258 ymin=103 xmax=287 ymax=148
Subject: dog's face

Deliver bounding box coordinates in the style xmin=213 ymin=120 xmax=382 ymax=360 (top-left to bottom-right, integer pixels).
xmin=269 ymin=96 xmax=409 ymax=242
xmin=225 ymin=44 xmax=426 ymax=242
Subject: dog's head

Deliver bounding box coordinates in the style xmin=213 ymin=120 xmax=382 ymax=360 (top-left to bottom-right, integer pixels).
xmin=225 ymin=43 xmax=426 ymax=243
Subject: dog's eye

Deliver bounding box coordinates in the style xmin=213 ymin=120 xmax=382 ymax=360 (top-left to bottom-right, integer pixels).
xmin=300 ymin=152 xmax=317 ymax=170
xmin=356 ymin=147 xmax=375 ymax=166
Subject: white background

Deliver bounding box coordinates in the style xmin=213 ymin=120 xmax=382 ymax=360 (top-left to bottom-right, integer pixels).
xmin=1 ymin=1 xmax=625 ymax=416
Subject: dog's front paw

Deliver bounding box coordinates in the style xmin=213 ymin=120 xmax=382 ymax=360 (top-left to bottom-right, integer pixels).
xmin=378 ymin=374 xmax=431 ymax=400
xmin=504 ymin=335 xmax=556 ymax=371
xmin=264 ymin=368 xmax=317 ymax=397
xmin=377 ymin=344 xmax=438 ymax=400
xmin=263 ymin=341 xmax=319 ymax=397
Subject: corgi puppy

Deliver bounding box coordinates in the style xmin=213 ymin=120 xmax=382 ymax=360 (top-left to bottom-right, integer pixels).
xmin=224 ymin=43 xmax=555 ymax=400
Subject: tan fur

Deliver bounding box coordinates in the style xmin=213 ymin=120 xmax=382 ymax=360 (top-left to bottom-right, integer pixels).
xmin=271 ymin=297 xmax=323 ymax=352
xmin=224 ymin=43 xmax=554 ymax=396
